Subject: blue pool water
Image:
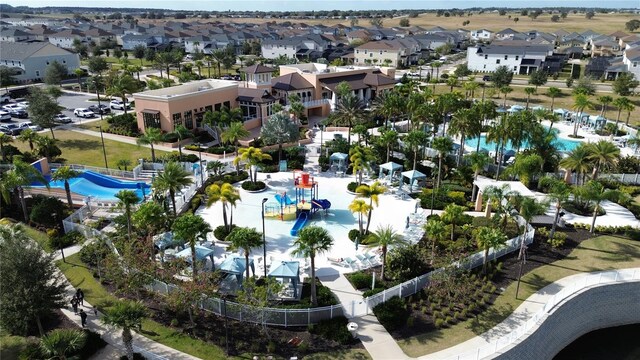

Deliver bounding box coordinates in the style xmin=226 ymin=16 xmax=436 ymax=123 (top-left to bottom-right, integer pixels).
xmin=465 ymin=134 xmax=581 ymax=153
xmin=32 ymin=170 xmax=150 ymax=201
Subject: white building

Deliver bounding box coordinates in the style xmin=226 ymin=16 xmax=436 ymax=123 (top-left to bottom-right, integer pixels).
xmin=470 ymin=29 xmax=494 ymax=42
xmin=466 ymin=44 xmax=552 ymax=74
xmin=622 ymin=46 xmax=640 ymax=80
xmin=0 ymin=41 xmax=80 ymax=82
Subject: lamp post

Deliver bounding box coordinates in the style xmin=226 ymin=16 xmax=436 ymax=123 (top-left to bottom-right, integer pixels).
xmin=261 ymin=197 xmax=268 ymax=278
xmin=197 ymin=142 xmax=204 ymax=185
xmin=99 ymin=126 xmax=108 ymax=169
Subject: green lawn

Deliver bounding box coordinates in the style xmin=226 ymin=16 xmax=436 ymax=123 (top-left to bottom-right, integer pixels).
xmin=398 ymin=235 xmax=640 ymax=357
xmin=76 ymin=119 xmax=111 ymax=131
xmin=12 ymin=130 xmax=167 ymax=168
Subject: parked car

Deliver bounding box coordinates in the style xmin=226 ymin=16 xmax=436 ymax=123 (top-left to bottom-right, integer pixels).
xmin=19 ymin=122 xmax=42 ymax=131
xmin=482 ymin=75 xmax=492 ymax=81
xmin=17 ymin=101 xmax=28 ymax=109
xmin=0 ymin=93 xmax=10 ymax=104
xmin=54 ymin=113 xmax=73 ymax=123
xmin=88 ymin=104 xmax=111 ymax=115
xmin=74 ymin=108 xmax=95 ymax=118
xmin=0 ymin=110 xmax=11 ymax=122
xmin=0 ymin=123 xmax=22 ymax=135
xmin=8 ymin=108 xmax=28 ymax=119
xmin=2 ymin=104 xmax=23 ymax=112
xmin=109 ymin=100 xmax=130 ymax=110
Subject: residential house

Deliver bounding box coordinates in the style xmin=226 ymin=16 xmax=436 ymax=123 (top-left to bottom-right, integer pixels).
xmin=623 ymin=46 xmax=640 ymax=80
xmin=0 ymin=28 xmax=35 ymax=42
xmin=84 ymin=27 xmax=116 ymax=47
xmin=590 ymin=35 xmax=622 ymax=57
xmin=354 ymin=39 xmax=419 ymax=67
xmin=495 ymin=28 xmax=521 ymax=40
xmin=0 ymin=41 xmax=80 ymax=82
xmin=470 ymin=29 xmax=494 ymax=42
xmin=121 ymin=34 xmax=158 ymax=50
xmin=466 ymin=44 xmax=553 ymax=74
xmin=48 ymin=29 xmax=85 ymax=48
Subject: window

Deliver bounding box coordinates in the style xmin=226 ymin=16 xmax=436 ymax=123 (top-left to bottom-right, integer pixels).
xmin=214 ymin=103 xmax=221 ymax=111
xmin=515 ymin=56 xmax=519 ymax=60
xmin=484 ymin=54 xmax=488 ymax=59
xmin=205 ymin=105 xmax=213 ymax=113
xmin=496 ymin=59 xmax=501 ymax=64
xmin=504 ymin=55 xmax=508 ymax=60
xmin=143 ymin=112 xmax=160 ymax=129
xmin=184 ymin=110 xmax=193 ymax=129
xmin=634 ymin=62 xmax=638 ymax=67
xmin=172 ymin=113 xmax=183 ymax=128
xmin=223 ymin=101 xmax=231 ymax=109
xmin=483 ymin=65 xmax=486 ymax=69
xmin=514 ymin=66 xmax=518 ymax=71
xmin=46 ymin=61 xmax=49 ymax=65
xmin=35 ymin=70 xmax=40 ymax=77
xmin=62 ymin=60 xmax=66 ymax=64
xmin=370 ymin=53 xmax=373 ymax=57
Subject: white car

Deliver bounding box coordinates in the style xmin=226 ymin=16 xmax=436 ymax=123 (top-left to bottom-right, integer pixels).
xmin=19 ymin=121 xmax=42 ymax=131
xmin=0 ymin=93 xmax=10 ymax=103
xmin=17 ymin=101 xmax=28 ymax=109
xmin=74 ymin=108 xmax=95 ymax=118
xmin=3 ymin=104 xmax=23 ymax=112
xmin=0 ymin=110 xmax=11 ymax=122
xmin=54 ymin=113 xmax=72 ymax=124
xmin=110 ymin=99 xmax=130 ymax=110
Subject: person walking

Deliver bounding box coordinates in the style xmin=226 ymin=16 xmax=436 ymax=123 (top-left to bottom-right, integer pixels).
xmin=71 ymin=297 xmax=78 ymax=314
xmin=92 ymin=305 xmax=98 ymax=316
xmin=79 ymin=309 xmax=87 ymax=328
xmin=76 ymin=288 xmax=85 ymax=306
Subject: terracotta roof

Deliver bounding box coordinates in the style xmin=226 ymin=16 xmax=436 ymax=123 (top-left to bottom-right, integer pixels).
xmin=237 ymin=88 xmax=276 ymax=103
xmin=240 ymin=64 xmax=275 ymax=74
xmin=271 ymin=73 xmax=314 ymax=91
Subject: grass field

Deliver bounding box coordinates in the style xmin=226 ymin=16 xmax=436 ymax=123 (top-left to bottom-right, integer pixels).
xmin=12 ymin=130 xmax=167 ymax=168
xmin=397 ymin=235 xmax=640 ymax=357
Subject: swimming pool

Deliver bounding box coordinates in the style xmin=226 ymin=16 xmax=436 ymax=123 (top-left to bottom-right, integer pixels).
xmin=33 ymin=170 xmax=150 ymax=201
xmin=465 ymin=134 xmax=581 ymax=152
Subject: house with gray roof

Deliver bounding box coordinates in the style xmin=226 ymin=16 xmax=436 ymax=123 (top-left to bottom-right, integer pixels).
xmin=0 ymin=41 xmax=80 ymax=82
xmin=0 ymin=28 xmax=35 ymax=42
xmin=466 ymin=44 xmax=554 ymax=74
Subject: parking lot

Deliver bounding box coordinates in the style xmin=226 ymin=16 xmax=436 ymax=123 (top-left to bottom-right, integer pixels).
xmin=1 ymin=90 xmax=129 ymax=135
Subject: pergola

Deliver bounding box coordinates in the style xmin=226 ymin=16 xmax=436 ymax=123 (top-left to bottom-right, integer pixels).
xmin=379 ymin=161 xmax=403 ymax=182
xmin=330 ymin=152 xmax=348 ymax=172
xmin=175 ymin=245 xmax=215 ymax=264
xmin=267 ymin=261 xmax=301 ymax=298
xmin=400 ymin=169 xmax=426 ymax=192
xmin=219 ymin=256 xmax=255 ymax=284
xmin=473 ymin=176 xmax=536 ymax=215
xmin=153 ymin=232 xmax=180 ymax=251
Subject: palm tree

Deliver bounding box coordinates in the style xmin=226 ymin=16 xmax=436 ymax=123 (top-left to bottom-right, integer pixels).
xmin=0 ymin=133 xmax=13 ymax=162
xmin=334 ymin=92 xmax=366 ymax=145
xmin=39 ymin=329 xmax=86 ymax=360
xmin=598 ymin=95 xmax=613 ymax=118
xmin=233 ymin=147 xmax=272 ymax=183
xmin=260 ymin=112 xmax=299 ymax=162
xmin=539 ymin=177 xmax=571 ymax=239
xmin=446 ymin=75 xmax=459 ymax=92
xmin=106 ymin=74 xmax=138 ymax=115
xmin=524 ymin=87 xmax=536 ymax=109
xmin=115 ymin=189 xmax=140 ymax=240
xmin=293 ymin=226 xmax=334 ymax=306
xmin=367 ymin=225 xmax=405 ymax=280
xmin=586 ymin=140 xmax=620 ymax=179
xmin=571 ymin=94 xmax=593 ymax=137
xmin=441 ymin=203 xmax=465 ymax=241
xmin=102 ymin=300 xmax=148 ymax=360
xmin=211 ymin=49 xmax=226 ymax=78
xmin=432 ymin=61 xmax=442 ymax=83
xmin=514 ymin=196 xmax=547 ymax=297
xmin=432 ymin=136 xmax=454 ymax=189
xmin=463 ymin=81 xmax=479 ymax=99
xmin=152 ymin=162 xmax=193 ymax=216
xmin=51 ymin=166 xmax=80 ymax=209
xmin=500 ymin=86 xmax=513 ymax=108
xmin=404 ymin=130 xmax=428 ymax=170
xmin=356 ymin=181 xmax=386 ymax=234
xmin=583 ymin=181 xmax=620 ymax=233
xmin=560 ymin=144 xmax=592 ymax=185
xmin=613 ymin=97 xmax=634 ymax=135
xmin=17 ymin=129 xmax=40 ymax=151
xmin=483 ymin=184 xmax=516 ymax=231
xmin=194 ymin=60 xmax=204 ymax=78
xmin=424 ymin=218 xmax=446 ymax=265
xmin=73 ymin=68 xmax=85 ymax=91
xmin=449 ymin=108 xmax=481 ymax=165
xmin=348 ymin=199 xmax=371 ymax=237
xmin=8 ymin=159 xmax=49 ymax=222
xmin=172 ymin=213 xmax=212 ymax=279
xmin=546 ymin=87 xmax=561 ymax=111
xmin=226 ymin=226 xmax=263 ymax=280
xmin=132 ymin=201 xmax=167 ymax=260
xmin=222 ymin=122 xmax=250 ymax=163
xmin=172 ymin=125 xmax=192 ymax=160
xmin=349 ymin=145 xmax=375 ymax=185
xmin=206 ymin=182 xmax=240 ymax=232
xmin=475 ymin=227 xmax=507 ymax=274
xmin=467 ymin=151 xmax=491 ymax=201
xmin=378 ymin=130 xmax=398 ymax=163
xmin=137 ymin=128 xmax=163 ymax=163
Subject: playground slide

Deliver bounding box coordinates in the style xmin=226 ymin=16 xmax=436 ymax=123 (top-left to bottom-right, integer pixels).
xmin=275 ymin=193 xmax=296 ymax=206
xmin=311 ymin=199 xmax=332 ymax=210
xmin=290 ymin=212 xmax=309 ymax=236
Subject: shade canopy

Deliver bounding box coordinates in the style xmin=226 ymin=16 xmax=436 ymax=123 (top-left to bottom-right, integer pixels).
xmin=175 ymin=245 xmax=215 ymax=262
xmin=330 ymin=152 xmax=348 ymax=161
xmin=154 ymin=232 xmax=180 ymax=250
xmin=474 ymin=176 xmax=536 ymax=197
xmin=380 ymin=162 xmax=403 ymax=172
xmin=401 ymin=169 xmax=426 ymax=181
xmin=268 ymin=261 xmax=301 ymax=298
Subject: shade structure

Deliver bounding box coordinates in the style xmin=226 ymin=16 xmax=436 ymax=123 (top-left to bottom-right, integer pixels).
xmin=330 ymin=152 xmax=348 ymax=172
xmin=154 ymin=232 xmax=180 ymax=251
xmin=400 ymin=169 xmax=426 ymax=191
xmin=379 ymin=161 xmax=403 ymax=181
xmin=268 ymin=261 xmax=301 ymax=298
xmin=175 ymin=245 xmax=215 ymax=263
xmin=219 ymin=256 xmax=255 ymax=284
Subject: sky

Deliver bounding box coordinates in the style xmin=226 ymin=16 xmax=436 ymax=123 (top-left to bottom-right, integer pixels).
xmin=4 ymin=0 xmax=639 ymax=11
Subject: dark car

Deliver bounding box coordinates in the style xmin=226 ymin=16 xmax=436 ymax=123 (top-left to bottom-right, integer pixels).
xmin=482 ymin=75 xmax=492 ymax=81
xmin=0 ymin=124 xmax=23 ymax=136
xmin=88 ymin=104 xmax=111 ymax=115
xmin=9 ymin=109 xmax=28 ymax=119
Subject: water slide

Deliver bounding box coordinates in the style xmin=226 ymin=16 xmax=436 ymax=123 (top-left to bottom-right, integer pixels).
xmin=311 ymin=199 xmax=332 ymax=210
xmin=82 ymin=171 xmax=150 ymax=190
xmin=290 ymin=211 xmax=309 ymax=236
xmin=275 ymin=193 xmax=296 ymax=206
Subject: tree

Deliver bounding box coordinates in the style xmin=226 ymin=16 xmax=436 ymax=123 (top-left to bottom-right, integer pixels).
xmin=514 ymin=196 xmax=547 ymax=297
xmin=40 ymin=329 xmax=87 ymax=360
xmin=74 ymin=68 xmax=85 ymax=91
xmin=546 ymin=87 xmax=562 ymax=111
xmin=152 ymin=162 xmax=193 ymax=216
xmin=172 ymin=124 xmax=192 ymax=160
xmin=613 ymin=96 xmax=634 ymax=133
xmin=571 ymin=94 xmax=593 ymax=137
xmin=44 ymin=60 xmax=67 ymax=85
xmin=573 ymin=76 xmax=596 ymax=96
xmin=0 ymin=132 xmax=13 ymax=162
xmin=454 ymin=63 xmax=472 ymax=78
xmin=0 ymin=66 xmax=18 ymax=89
xmin=234 ymin=146 xmax=271 ymax=183
xmin=106 ymin=74 xmax=138 ymax=115
xmin=539 ymin=176 xmax=571 ymax=239
xmin=598 ymin=95 xmax=613 ymax=118
xmin=221 ymin=122 xmax=250 ymax=164
xmin=424 ymin=218 xmax=446 ymax=265
xmin=507 ymin=153 xmax=544 ymax=187
xmin=475 ymin=227 xmax=507 ymax=274
xmin=399 ymin=18 xmax=410 ymax=27
xmin=585 ymin=11 xmax=595 ymax=19
xmin=226 ymin=227 xmax=263 ymax=280
xmin=370 ymin=18 xmax=383 ymax=27
xmin=483 ymin=184 xmax=517 ymax=231
xmin=449 ymin=108 xmax=481 ymax=165
xmin=551 ymin=14 xmax=560 ymax=22
xmin=133 ymin=45 xmax=146 ymax=66
xmin=172 ymin=213 xmax=212 ymax=279
xmin=492 ymin=65 xmax=513 ymax=88
xmin=51 ymin=166 xmax=80 ymax=209
xmin=467 ymin=151 xmax=491 ymax=202
xmin=293 ymin=226 xmax=334 ymax=306
xmin=523 ymin=87 xmax=536 ymax=109
xmin=349 ymin=198 xmax=370 ymax=237
xmin=560 ymin=144 xmax=592 ymax=185
xmin=441 ymin=204 xmax=466 ymax=241
xmin=260 ymin=113 xmax=299 ymax=161
xmin=586 ymin=140 xmax=620 ymax=179
xmin=102 ymin=300 xmax=148 ymax=360
xmin=131 ymin=201 xmax=167 ymax=258
xmin=583 ymin=181 xmax=619 ymax=233
xmin=378 ymin=129 xmax=398 ymax=163
xmin=206 ymin=182 xmax=240 ymax=232
xmin=87 ymin=57 xmax=108 ymax=75
xmin=27 ymin=87 xmax=63 ymax=138
xmin=612 ymin=72 xmax=639 ymax=96
xmin=356 ymin=181 xmax=386 ymax=234
xmin=499 ymin=86 xmax=513 ymax=108
xmin=625 ymin=19 xmax=640 ymax=32
xmin=6 ymin=158 xmax=49 ymax=222
xmin=0 ymin=223 xmax=66 ymax=336
xmin=349 ymin=145 xmax=375 ymax=185
xmin=432 ymin=136 xmax=454 ymax=189
xmin=115 ymin=189 xmax=140 ymax=240
xmin=334 ymin=92 xmax=366 ymax=145
xmin=136 ymin=127 xmax=163 ymax=162
xmin=367 ymin=225 xmax=405 ymax=280
xmin=16 ymin=128 xmax=38 ymax=152
xmin=404 ymin=130 xmax=429 ymax=170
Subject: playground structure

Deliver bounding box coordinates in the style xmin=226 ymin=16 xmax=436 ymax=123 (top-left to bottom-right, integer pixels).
xmin=263 ymin=171 xmax=331 ymax=236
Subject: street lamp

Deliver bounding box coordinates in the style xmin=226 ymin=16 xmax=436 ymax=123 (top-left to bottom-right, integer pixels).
xmin=261 ymin=197 xmax=268 ymax=278
xmin=197 ymin=142 xmax=204 ymax=185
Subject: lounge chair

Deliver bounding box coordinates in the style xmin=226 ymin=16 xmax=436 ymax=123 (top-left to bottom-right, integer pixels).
xmin=328 ymin=257 xmax=350 ymax=268
xmin=344 ymin=257 xmax=359 ymax=270
xmin=355 ymin=254 xmax=372 ymax=267
xmin=365 ymin=252 xmax=381 ymax=266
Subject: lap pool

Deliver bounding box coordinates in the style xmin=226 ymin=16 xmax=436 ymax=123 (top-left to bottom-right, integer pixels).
xmin=32 ymin=170 xmax=151 ymax=201
xmin=465 ymin=134 xmax=581 ymax=152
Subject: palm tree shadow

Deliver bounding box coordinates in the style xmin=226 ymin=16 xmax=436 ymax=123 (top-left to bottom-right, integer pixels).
xmin=61 ymin=139 xmax=101 ymax=150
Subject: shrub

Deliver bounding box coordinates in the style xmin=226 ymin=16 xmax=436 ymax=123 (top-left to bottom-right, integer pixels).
xmin=205 ymin=171 xmax=248 ymax=186
xmin=434 ymin=318 xmax=445 ymax=328
xmin=29 ymin=195 xmax=66 ymax=228
xmin=373 ymin=296 xmax=410 ymax=332
xmin=406 ymin=317 xmax=415 ymax=327
xmin=472 ymin=216 xmax=494 ymax=228
xmin=189 ymin=194 xmax=203 ymax=212
xmin=75 ymin=330 xmax=107 ymax=359
xmin=348 ymin=272 xmax=373 ymax=289
xmin=49 ymin=230 xmax=84 ymax=250
xmin=446 ymin=316 xmax=455 ymax=324
xmin=170 ymin=318 xmax=179 ymax=327
xmin=241 ymin=181 xmax=266 ymax=191
xmin=206 ymin=145 xmax=236 ymax=155
xmin=267 ymin=341 xmax=277 ymax=353
xmin=547 ymin=231 xmax=567 ymax=248
xmin=386 ymin=245 xmax=431 ymax=282
xmin=79 ymin=239 xmax=111 ymax=267
xmin=213 ymin=225 xmax=237 ymax=241
xmin=318 ymin=155 xmax=330 ymax=171
xmin=347 ymin=182 xmax=359 ymax=192
xmin=309 ymin=316 xmax=354 ymax=345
